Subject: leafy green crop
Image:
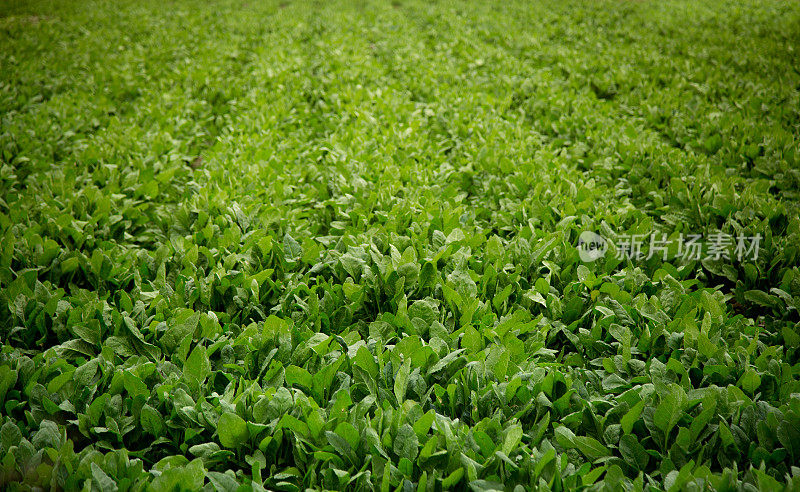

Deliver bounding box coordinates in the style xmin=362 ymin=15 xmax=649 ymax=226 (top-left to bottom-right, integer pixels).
xmin=1 ymin=0 xmax=800 ymax=490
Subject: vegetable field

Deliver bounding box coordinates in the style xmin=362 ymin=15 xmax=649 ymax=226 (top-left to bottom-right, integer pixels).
xmin=2 ymin=0 xmax=800 ymax=490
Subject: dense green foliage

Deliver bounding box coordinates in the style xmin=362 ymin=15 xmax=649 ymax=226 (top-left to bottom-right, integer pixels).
xmin=2 ymin=0 xmax=800 ymax=490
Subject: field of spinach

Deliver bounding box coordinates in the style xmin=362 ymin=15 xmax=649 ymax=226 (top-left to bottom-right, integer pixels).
xmin=2 ymin=0 xmax=800 ymax=490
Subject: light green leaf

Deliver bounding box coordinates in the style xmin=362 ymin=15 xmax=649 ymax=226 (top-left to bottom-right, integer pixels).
xmin=218 ymin=412 xmax=249 ymax=448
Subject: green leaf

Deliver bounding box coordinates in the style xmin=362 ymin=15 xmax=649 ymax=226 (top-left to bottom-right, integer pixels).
xmin=619 ymin=434 xmax=649 ymax=470
xmin=535 ymin=278 xmax=549 ymax=295
xmin=91 ymin=463 xmax=119 ymax=492
xmin=32 ymin=420 xmax=62 ymax=449
xmin=1 ymin=421 xmax=22 ymax=450
xmin=285 ymin=365 xmax=313 ymax=389
xmin=189 ymin=442 xmax=221 ymax=459
xmin=394 ymin=357 xmax=411 ymax=403
xmin=283 ymin=234 xmax=302 ymax=260
xmin=654 ymin=384 xmax=687 ymax=439
xmin=419 ymin=261 xmax=437 ymax=291
xmin=501 ymin=424 xmax=522 ymax=456
xmin=218 ymin=412 xmax=249 ymax=448
xmin=74 ymin=358 xmax=99 ymax=387
xmin=620 ymin=399 xmax=645 ymax=435
xmin=442 ymin=468 xmax=464 ymax=489
xmin=0 ymin=366 xmax=18 ymax=407
xmin=207 ymin=471 xmax=240 ymax=492
xmin=428 ymin=349 xmax=466 ymax=375
xmin=413 ymin=410 xmax=435 ymax=439
xmin=573 ymin=435 xmax=611 ymax=460
xmin=738 ymin=369 xmax=761 ymax=394
xmin=123 ymin=371 xmax=149 ymax=399
xmin=554 ymin=426 xmax=576 ymax=449
xmin=326 ymin=430 xmax=356 ymax=465
xmin=277 ymin=414 xmax=310 ymax=438
xmin=184 ymin=344 xmax=211 ymax=385
xmin=393 ymin=423 xmax=419 ymax=462
xmin=141 ymin=404 xmax=164 ymax=436
xmin=744 ymin=290 xmax=776 ymax=308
